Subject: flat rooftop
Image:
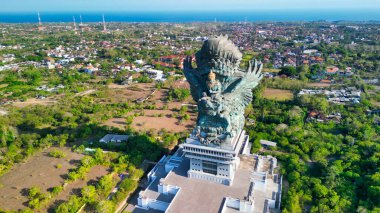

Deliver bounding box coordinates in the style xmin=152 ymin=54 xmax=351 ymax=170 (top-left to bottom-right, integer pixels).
xmin=163 ymin=156 xmax=253 ymax=212
xmin=164 ymin=155 xmax=280 ymax=213
xmin=128 ymin=154 xmax=281 ymax=213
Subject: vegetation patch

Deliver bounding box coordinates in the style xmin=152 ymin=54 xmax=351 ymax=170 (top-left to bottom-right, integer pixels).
xmin=263 ymin=88 xmax=294 ymax=101
xmin=49 ymin=149 xmax=67 ymax=158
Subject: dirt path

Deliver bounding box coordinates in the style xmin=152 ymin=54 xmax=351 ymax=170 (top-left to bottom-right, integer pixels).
xmin=74 ymin=89 xmax=96 ymax=97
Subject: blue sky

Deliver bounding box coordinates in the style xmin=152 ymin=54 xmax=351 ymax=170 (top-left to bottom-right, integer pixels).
xmin=1 ymin=0 xmax=379 ymax=12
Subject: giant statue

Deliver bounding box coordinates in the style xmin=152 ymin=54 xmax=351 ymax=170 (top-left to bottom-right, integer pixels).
xmin=183 ymin=35 xmax=263 ymax=145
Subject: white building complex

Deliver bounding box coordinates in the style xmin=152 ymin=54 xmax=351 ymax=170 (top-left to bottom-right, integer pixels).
xmin=127 ymin=130 xmax=282 ymax=213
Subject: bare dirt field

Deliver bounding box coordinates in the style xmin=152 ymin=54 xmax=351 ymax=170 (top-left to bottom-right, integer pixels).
xmin=0 ymin=109 xmax=8 ymax=115
xmin=150 ymin=89 xmax=167 ymax=102
xmin=107 ymin=83 xmax=131 ymax=89
xmin=372 ymin=101 xmax=380 ymax=107
xmin=154 ymin=101 xmax=194 ymax=110
xmin=263 ymin=88 xmax=294 ymax=101
xmin=131 ymin=109 xmax=176 ymax=117
xmin=103 ymin=81 xmax=197 ymax=133
xmin=103 ymin=83 xmax=155 ymax=103
xmin=307 ymin=82 xmax=331 ymax=88
xmin=172 ymin=79 xmax=190 ymax=89
xmin=109 ymin=82 xmax=155 ymax=91
xmin=12 ymin=97 xmax=58 ymax=108
xmin=103 ymin=118 xmax=128 ymax=130
xmin=149 ymin=88 xmax=195 ymax=110
xmin=104 ymin=112 xmax=196 ymax=133
xmin=0 ymin=147 xmax=83 ymax=211
xmin=45 ymin=165 xmax=109 ymax=212
xmin=132 ymin=116 xmax=194 ymax=132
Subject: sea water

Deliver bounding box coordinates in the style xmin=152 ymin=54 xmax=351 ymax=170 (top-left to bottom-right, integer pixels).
xmin=0 ymin=10 xmax=379 ymax=23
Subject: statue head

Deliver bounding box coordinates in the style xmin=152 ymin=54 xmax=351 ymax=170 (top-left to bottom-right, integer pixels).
xmin=195 ymin=35 xmax=242 ymax=76
xmin=208 ymin=71 xmax=216 ymax=81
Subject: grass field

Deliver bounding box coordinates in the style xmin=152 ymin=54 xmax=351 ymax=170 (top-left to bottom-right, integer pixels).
xmin=263 ymin=88 xmax=294 ymax=101
xmin=263 ymin=68 xmax=281 ymax=73
xmin=306 ymin=82 xmax=331 ymax=88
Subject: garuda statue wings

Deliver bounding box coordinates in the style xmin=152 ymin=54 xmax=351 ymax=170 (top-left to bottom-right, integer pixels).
xmin=183 ymin=35 xmax=263 ymax=145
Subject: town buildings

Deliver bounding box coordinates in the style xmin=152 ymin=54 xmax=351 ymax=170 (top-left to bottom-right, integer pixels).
xmin=298 ymin=88 xmax=361 ymax=104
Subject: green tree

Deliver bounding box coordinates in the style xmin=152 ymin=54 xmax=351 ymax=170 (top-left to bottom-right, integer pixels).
xmin=97 ymin=174 xmax=114 ymax=196
xmin=279 ymin=66 xmax=297 ymax=77
xmin=55 ymin=195 xmax=83 ymax=213
xmin=81 ymin=185 xmax=97 ymax=202
xmin=96 ymin=200 xmax=115 ymax=213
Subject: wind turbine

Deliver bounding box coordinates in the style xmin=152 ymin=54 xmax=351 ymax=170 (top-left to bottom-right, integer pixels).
xmin=37 ymin=12 xmax=45 ymax=31
xmin=102 ymin=14 xmax=107 ymax=33
xmin=73 ymin=16 xmax=77 ymax=32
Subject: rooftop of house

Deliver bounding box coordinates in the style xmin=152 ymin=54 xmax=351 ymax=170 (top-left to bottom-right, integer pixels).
xmin=259 ymin=140 xmax=277 ymax=147
xmin=99 ymin=134 xmax=129 ymax=143
xmin=326 ymin=66 xmax=339 ymax=73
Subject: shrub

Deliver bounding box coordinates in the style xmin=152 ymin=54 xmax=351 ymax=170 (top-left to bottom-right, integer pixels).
xmin=68 ymin=171 xmax=79 ymax=181
xmin=55 ymin=195 xmax=83 ymax=213
xmin=27 ymin=186 xmax=50 ymax=209
xmin=51 ymin=186 xmax=63 ymax=196
xmin=73 ymin=145 xmax=86 ymax=153
xmin=119 ymin=178 xmax=137 ymax=193
xmin=96 ymin=200 xmax=115 ymax=213
xmin=183 ymin=114 xmax=190 ymax=120
xmin=81 ymin=185 xmax=97 ymax=202
xmin=49 ymin=149 xmax=66 ymax=158
xmin=168 ymin=88 xmax=190 ymax=101
xmin=28 ymin=186 xmax=42 ymax=199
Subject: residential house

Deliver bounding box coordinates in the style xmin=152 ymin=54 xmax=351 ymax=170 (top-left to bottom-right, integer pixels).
xmin=99 ymin=134 xmax=129 ymax=143
xmin=325 ymin=66 xmax=339 ymax=75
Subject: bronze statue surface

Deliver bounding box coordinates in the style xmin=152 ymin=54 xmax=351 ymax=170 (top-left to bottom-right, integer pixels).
xmin=184 ymin=35 xmax=263 ymax=145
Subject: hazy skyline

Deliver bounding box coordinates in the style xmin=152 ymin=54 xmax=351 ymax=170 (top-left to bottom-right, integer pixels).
xmin=1 ymin=0 xmax=379 ymax=12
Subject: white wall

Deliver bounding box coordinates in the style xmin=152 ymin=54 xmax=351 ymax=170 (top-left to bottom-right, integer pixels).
xmin=217 ymin=163 xmax=231 ymax=178
xmin=226 ymin=197 xmax=240 ymax=209
xmin=222 ymin=197 xmax=254 ymax=213
xmin=158 ymin=184 xmax=180 ymax=195
xmin=190 ymin=158 xmax=202 ymax=172
xmin=148 ymin=199 xmax=169 ymax=211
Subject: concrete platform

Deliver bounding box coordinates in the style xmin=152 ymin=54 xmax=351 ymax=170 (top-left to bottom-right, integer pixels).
xmin=131 ymin=153 xmax=282 ymax=213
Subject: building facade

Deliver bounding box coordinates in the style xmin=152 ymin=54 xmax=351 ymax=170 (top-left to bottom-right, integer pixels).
xmin=182 ymin=130 xmax=249 ymax=185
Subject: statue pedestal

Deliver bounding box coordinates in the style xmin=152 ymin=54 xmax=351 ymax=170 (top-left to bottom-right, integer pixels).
xmin=181 ymin=130 xmax=249 ymax=185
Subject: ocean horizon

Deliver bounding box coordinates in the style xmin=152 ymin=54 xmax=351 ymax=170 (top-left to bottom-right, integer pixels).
xmin=0 ymin=10 xmax=379 ymax=23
